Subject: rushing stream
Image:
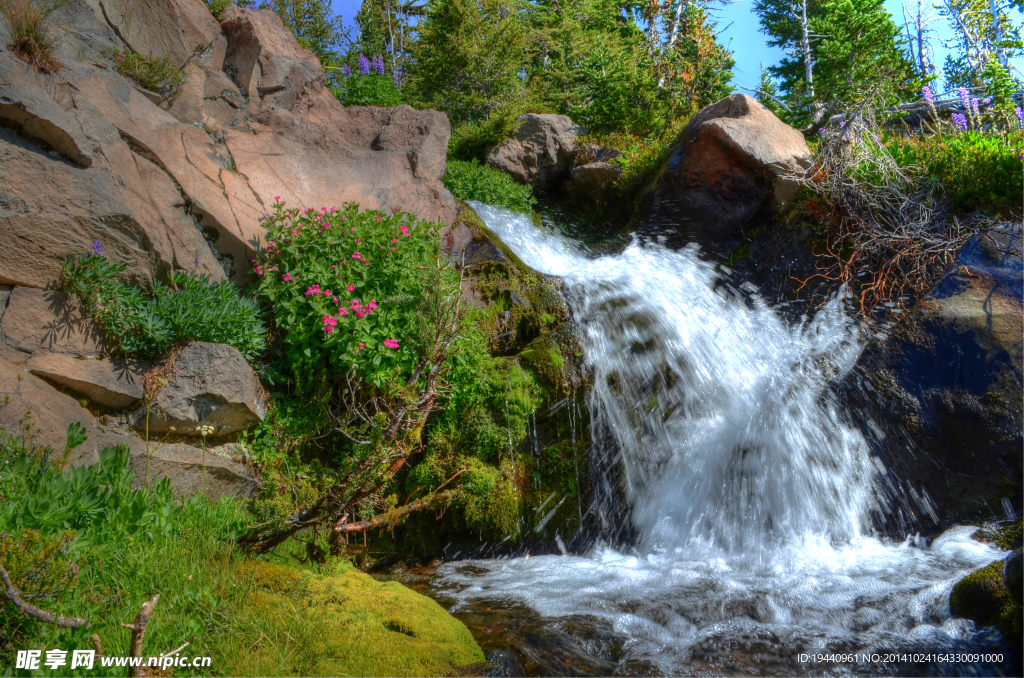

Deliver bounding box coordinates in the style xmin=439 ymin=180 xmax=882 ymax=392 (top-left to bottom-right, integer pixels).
xmin=431 ymin=203 xmax=1012 ymax=676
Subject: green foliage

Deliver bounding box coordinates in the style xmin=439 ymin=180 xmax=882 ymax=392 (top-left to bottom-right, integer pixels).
xmin=0 ymin=437 xmax=479 ymax=677
xmin=442 ymin=159 xmax=536 ymax=214
xmin=884 ymin=129 xmax=1024 ymax=212
xmin=61 ymin=254 xmax=267 ymax=361
xmin=254 ymin=202 xmax=451 ymax=388
xmin=0 ymin=444 xmax=176 ymax=555
xmin=754 ymin=0 xmax=919 ymax=125
xmin=408 ymin=0 xmax=733 ymax=158
xmin=980 ymin=60 xmax=1021 ymax=110
xmin=108 ymin=49 xmax=186 ymax=100
xmin=330 ymin=72 xmax=402 ymax=106
xmin=405 ymin=0 xmax=527 ymax=123
xmin=0 ymin=0 xmax=64 ymax=73
xmin=576 ymin=116 xmax=688 ymax=192
xmin=273 ymin=0 xmax=344 ymax=66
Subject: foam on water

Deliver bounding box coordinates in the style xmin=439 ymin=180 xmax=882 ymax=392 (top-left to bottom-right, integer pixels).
xmin=438 ymin=203 xmax=1009 ymax=673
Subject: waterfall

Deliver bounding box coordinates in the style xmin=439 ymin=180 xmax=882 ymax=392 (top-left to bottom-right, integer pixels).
xmin=436 ymin=203 xmax=1008 ymax=674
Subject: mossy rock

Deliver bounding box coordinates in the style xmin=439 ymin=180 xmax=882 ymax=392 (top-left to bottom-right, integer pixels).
xmin=950 ymin=558 xmax=1022 ymax=662
xmin=233 ymin=561 xmax=484 ymax=676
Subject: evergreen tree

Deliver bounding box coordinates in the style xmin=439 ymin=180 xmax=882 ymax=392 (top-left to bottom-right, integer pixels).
xmin=274 ymin=0 xmax=345 ymax=65
xmin=810 ymin=0 xmax=919 ymax=110
xmin=754 ymin=0 xmax=918 ymax=124
xmin=405 ymin=0 xmax=527 ymax=123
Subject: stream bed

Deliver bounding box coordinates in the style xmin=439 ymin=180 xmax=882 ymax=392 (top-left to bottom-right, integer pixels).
xmin=392 ymin=203 xmax=1017 ymax=676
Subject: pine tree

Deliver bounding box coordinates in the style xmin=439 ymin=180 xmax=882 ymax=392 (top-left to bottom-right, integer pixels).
xmin=404 ymin=0 xmax=527 ymax=123
xmin=274 ymin=0 xmax=345 ymax=66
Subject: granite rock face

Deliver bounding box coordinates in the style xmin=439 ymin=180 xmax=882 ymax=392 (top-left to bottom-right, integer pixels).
xmin=643 ymin=94 xmax=812 ymax=243
xmin=486 ymin=114 xmax=586 ymax=190
xmin=130 ymin=341 xmax=266 ymax=437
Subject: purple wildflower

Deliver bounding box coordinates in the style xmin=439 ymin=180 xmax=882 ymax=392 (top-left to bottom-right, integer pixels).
xmin=393 ymin=69 xmax=400 ymax=88
xmin=982 ymin=97 xmax=992 ymax=104
xmin=371 ymin=54 xmax=385 ymax=75
xmin=1015 ymin=107 xmax=1023 ymax=129
xmin=971 ymin=97 xmax=980 ymax=118
xmin=194 ymin=252 xmax=201 ymax=268
xmin=922 ymin=85 xmax=933 ymax=104
xmin=957 ymin=86 xmax=970 ymax=106
xmin=246 ymin=2 xmax=256 ymax=9
xmin=951 ymin=112 xmax=968 ymax=132
xmin=267 ymin=0 xmax=275 ymax=8
xmin=89 ymin=240 xmax=102 ymax=256
xmin=341 ymin=64 xmax=351 ymax=77
xmin=358 ymin=53 xmax=371 ymax=76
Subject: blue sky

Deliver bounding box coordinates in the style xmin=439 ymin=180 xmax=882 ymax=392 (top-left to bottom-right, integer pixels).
xmin=329 ymin=0 xmax=1014 ymax=93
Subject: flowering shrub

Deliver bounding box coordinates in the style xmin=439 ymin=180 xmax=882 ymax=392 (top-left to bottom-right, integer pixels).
xmin=108 ymin=48 xmax=186 ymax=100
xmin=442 ymin=159 xmax=536 ymax=214
xmin=884 ymin=130 xmax=1023 ymax=212
xmin=329 ymin=53 xmax=402 ymax=107
xmin=255 ymin=200 xmax=452 ymax=387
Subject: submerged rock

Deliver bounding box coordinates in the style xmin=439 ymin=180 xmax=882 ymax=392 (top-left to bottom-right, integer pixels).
xmin=642 ymin=93 xmax=812 ymax=243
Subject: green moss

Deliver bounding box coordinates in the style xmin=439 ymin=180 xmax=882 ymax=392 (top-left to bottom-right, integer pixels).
xmin=234 ymin=562 xmax=484 ymax=676
xmin=950 ymin=559 xmax=1022 ymax=645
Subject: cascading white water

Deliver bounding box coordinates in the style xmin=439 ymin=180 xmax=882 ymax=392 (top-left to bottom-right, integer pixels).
xmin=436 ymin=203 xmax=1009 ymax=674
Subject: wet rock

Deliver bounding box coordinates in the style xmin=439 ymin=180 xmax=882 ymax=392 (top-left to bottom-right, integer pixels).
xmin=27 ymin=353 xmax=147 ymax=409
xmin=642 ymin=93 xmax=811 ymax=243
xmin=129 ymin=341 xmax=266 ymax=437
xmin=950 ymin=558 xmax=1022 ymax=669
xmin=1006 ymin=548 xmax=1023 ymax=603
xmin=486 ymin=114 xmax=585 ymax=190
xmin=483 ymin=649 xmax=524 ymax=677
xmin=841 ymin=223 xmax=1022 ymax=529
xmin=0 ymin=287 xmax=110 ymax=357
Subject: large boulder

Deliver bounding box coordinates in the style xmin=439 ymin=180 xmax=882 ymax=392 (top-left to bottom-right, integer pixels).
xmin=642 ymin=94 xmax=812 ymax=243
xmin=129 ymin=341 xmax=266 ymax=437
xmin=26 ymin=353 xmax=147 ymax=409
xmin=486 ymin=114 xmax=585 ymax=191
xmin=841 ymin=223 xmax=1022 ymax=530
xmin=0 ymin=3 xmax=457 ymax=291
xmin=0 ymin=287 xmax=110 ymax=357
xmin=0 ymin=354 xmax=255 ymax=499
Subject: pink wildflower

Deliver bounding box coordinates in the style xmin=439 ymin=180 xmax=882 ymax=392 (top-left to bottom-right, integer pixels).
xmin=400 ymin=224 xmax=409 ymax=237
xmin=347 ymin=284 xmax=355 ymax=292
xmin=352 ymin=252 xmax=362 ymax=259
xmin=305 ymin=284 xmax=321 ymax=296
xmin=383 ymin=338 xmax=399 ymax=349
xmin=282 ymin=272 xmax=292 ymax=281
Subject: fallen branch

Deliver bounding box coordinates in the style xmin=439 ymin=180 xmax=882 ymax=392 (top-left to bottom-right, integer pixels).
xmin=0 ymin=563 xmax=88 ymax=629
xmin=334 ymin=490 xmax=457 ymax=533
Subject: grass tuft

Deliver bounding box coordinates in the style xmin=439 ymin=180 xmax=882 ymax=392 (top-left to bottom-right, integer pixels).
xmin=0 ymin=0 xmax=63 ymax=73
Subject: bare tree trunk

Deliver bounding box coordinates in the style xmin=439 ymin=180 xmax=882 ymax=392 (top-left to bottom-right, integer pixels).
xmin=989 ymin=0 xmax=1005 ymax=66
xmin=801 ymin=0 xmax=814 ymax=97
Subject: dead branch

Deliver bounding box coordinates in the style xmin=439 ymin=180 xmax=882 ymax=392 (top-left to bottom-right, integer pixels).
xmin=0 ymin=563 xmax=88 ymax=628
xmin=122 ymin=593 xmax=159 ymax=677
xmin=334 ymin=490 xmax=456 ymax=533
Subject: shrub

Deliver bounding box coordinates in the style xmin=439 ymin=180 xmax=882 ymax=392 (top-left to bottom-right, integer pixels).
xmin=329 ymin=54 xmax=402 ymax=107
xmin=442 ymin=159 xmax=536 ymax=214
xmin=885 ymin=130 xmax=1024 ymax=212
xmin=108 ymin=48 xmax=186 ymax=100
xmin=0 ymin=0 xmax=63 ymax=72
xmin=255 ymin=201 xmax=452 ymax=387
xmin=62 ymin=250 xmax=267 ymax=361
